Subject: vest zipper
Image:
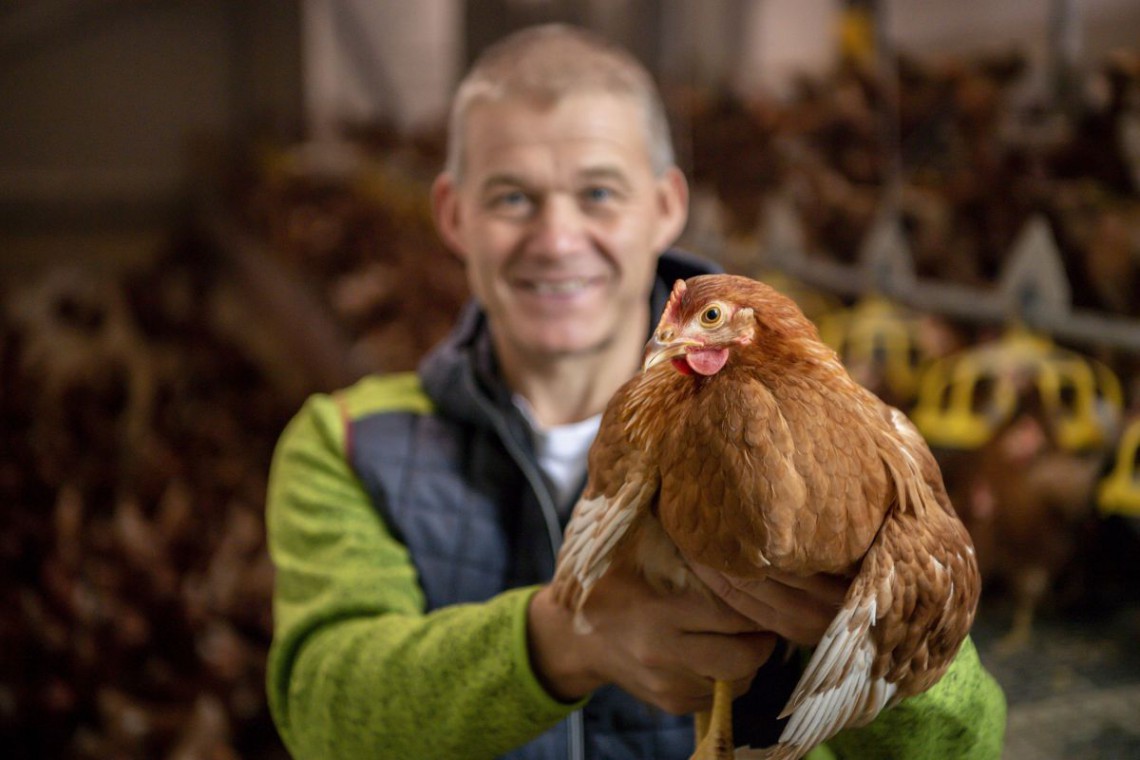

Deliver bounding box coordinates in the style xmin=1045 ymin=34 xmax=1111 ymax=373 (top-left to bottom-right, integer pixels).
xmin=467 ymin=372 xmax=587 ymax=760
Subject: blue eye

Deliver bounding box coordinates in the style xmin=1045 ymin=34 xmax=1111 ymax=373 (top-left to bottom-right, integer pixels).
xmin=489 ymin=190 xmax=533 ymax=217
xmin=583 ymin=186 xmax=614 ymax=203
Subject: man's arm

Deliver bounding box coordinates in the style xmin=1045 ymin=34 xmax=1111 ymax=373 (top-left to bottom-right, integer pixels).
xmin=265 ymin=394 xmax=576 ymax=759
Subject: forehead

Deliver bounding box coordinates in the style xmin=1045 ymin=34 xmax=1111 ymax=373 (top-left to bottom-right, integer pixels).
xmin=460 ymin=92 xmax=653 ymax=182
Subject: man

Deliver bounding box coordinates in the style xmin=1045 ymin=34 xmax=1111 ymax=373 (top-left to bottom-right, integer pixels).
xmin=266 ymin=23 xmax=1005 ymax=759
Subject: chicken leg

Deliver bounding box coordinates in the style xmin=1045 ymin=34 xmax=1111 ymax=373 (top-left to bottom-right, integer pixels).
xmin=691 ymin=679 xmax=735 ymax=759
xmin=995 ymin=565 xmax=1049 ymax=655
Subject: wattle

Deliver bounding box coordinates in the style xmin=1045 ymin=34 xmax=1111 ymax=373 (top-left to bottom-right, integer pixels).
xmin=670 ymin=357 xmax=694 ymax=375
xmin=684 ymin=348 xmax=729 ymax=376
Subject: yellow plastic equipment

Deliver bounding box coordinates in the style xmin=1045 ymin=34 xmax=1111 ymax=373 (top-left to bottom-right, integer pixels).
xmin=817 ymin=296 xmax=927 ymax=405
xmin=758 ymin=271 xmax=842 ymax=326
xmin=1097 ymin=417 xmax=1140 ymax=518
xmin=911 ymin=327 xmax=1124 ymax=451
xmin=838 ymin=2 xmax=876 ymax=69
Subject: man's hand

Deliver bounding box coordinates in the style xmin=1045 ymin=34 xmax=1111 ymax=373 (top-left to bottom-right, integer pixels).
xmin=527 ymin=561 xmax=777 ymax=715
xmin=688 ymin=565 xmax=850 ymax=647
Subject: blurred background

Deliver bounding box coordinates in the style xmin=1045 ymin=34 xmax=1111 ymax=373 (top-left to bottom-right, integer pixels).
xmin=2 ymin=1 xmax=1140 ymax=758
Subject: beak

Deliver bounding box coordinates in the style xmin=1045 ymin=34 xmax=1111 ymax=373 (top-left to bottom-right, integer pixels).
xmin=642 ymin=333 xmax=701 ymax=372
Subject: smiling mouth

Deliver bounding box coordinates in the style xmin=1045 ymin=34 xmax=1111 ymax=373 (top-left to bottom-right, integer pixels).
xmin=518 ymin=277 xmax=600 ymax=295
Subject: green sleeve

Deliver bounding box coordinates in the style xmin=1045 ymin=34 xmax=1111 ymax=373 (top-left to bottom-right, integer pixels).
xmin=810 ymin=636 xmax=1006 ymax=759
xmin=265 ymin=389 xmax=579 ymax=759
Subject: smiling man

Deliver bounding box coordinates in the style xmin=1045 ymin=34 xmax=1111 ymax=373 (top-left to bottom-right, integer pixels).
xmin=265 ymin=24 xmax=1005 ymax=760
xmin=433 ymin=86 xmax=686 ymax=425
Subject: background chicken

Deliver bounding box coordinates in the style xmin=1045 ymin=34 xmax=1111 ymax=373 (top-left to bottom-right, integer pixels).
xmin=552 ymin=274 xmax=980 ymax=760
xmin=942 ymin=379 xmax=1109 ymax=654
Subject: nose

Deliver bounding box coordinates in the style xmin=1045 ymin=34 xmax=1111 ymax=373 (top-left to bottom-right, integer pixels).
xmin=531 ymin=195 xmax=586 ymax=257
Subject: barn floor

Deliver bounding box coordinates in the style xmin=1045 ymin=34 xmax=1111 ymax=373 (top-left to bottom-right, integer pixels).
xmin=972 ymin=517 xmax=1140 ymax=759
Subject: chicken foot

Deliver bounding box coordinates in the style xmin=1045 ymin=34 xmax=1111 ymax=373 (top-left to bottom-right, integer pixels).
xmin=691 ymin=679 xmax=735 ymax=759
xmin=995 ymin=565 xmax=1049 ymax=656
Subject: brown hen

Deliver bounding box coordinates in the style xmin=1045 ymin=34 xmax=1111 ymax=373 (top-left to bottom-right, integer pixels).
xmin=551 ymin=274 xmax=980 ymax=760
xmin=950 ymin=384 xmax=1106 ymax=654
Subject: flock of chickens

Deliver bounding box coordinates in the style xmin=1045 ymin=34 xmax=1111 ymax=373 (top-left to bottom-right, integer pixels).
xmin=1 ymin=48 xmax=1138 ymax=758
xmin=677 ymin=50 xmax=1140 ymax=659
xmin=1 ymin=250 xmax=297 ymax=758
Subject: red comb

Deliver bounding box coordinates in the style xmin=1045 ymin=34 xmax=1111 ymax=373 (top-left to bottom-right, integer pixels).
xmin=664 ymin=279 xmax=687 ymax=322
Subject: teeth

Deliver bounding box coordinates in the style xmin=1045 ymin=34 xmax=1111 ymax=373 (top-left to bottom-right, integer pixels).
xmin=531 ymin=279 xmax=589 ymax=294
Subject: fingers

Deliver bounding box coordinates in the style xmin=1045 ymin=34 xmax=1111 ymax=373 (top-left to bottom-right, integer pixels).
xmin=650 ymin=581 xmax=764 ymax=636
xmin=765 ymin=569 xmax=850 ymax=606
xmin=606 ymin=580 xmax=775 ymax=678
xmin=563 ymin=564 xmax=779 ymax=715
xmin=689 ymin=564 xmax=850 ymax=646
xmin=620 ymin=633 xmax=772 ymax=715
xmin=597 ymin=560 xmax=761 ymax=636
xmin=651 ymin=674 xmax=758 ymax=715
xmin=673 ymin=630 xmax=778 ymax=682
xmin=688 ymin=562 xmax=785 ymax=630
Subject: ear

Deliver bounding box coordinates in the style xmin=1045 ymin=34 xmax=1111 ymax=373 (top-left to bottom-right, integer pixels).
xmin=651 ymin=166 xmax=689 ymax=253
xmin=431 ymin=172 xmax=467 ymax=261
xmin=732 ymin=306 xmax=756 ymax=344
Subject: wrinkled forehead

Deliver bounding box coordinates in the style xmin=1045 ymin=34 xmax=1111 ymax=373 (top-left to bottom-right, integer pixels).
xmin=460 ymin=93 xmax=654 ymax=178
xmin=449 ymin=79 xmax=668 ymax=180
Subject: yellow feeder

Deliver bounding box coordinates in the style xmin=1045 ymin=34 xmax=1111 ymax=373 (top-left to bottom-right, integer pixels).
xmin=838 ymin=2 xmax=876 ymax=70
xmin=818 ymin=296 xmax=928 ymax=405
xmin=1097 ymin=417 xmax=1140 ymax=518
xmin=758 ymin=271 xmax=843 ymax=326
xmin=911 ymin=328 xmax=1123 ymax=451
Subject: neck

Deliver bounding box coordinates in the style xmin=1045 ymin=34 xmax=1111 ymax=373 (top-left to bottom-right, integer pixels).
xmin=498 ymin=317 xmax=649 ymax=428
xmin=507 ymin=359 xmax=630 ymax=427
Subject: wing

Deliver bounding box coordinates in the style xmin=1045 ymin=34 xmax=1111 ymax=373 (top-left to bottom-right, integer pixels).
xmin=745 ymin=409 xmax=980 ymax=760
xmin=550 ymin=383 xmax=660 ymax=633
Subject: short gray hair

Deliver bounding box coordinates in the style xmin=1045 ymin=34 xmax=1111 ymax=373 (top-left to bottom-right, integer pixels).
xmin=445 ymin=24 xmax=675 ymax=180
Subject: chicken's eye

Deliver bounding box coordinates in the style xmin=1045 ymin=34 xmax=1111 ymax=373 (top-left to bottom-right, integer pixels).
xmin=699 ymin=305 xmax=724 ymax=327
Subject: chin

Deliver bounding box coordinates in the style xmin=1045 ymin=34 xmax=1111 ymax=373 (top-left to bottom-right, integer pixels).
xmin=526 ymin=331 xmax=611 ymax=360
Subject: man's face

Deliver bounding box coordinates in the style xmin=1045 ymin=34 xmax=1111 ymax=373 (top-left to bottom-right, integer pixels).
xmin=433 ymin=92 xmax=687 ymax=369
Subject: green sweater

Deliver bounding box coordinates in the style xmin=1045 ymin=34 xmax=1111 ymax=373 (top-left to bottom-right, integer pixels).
xmin=266 ymin=377 xmax=1007 ymax=758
